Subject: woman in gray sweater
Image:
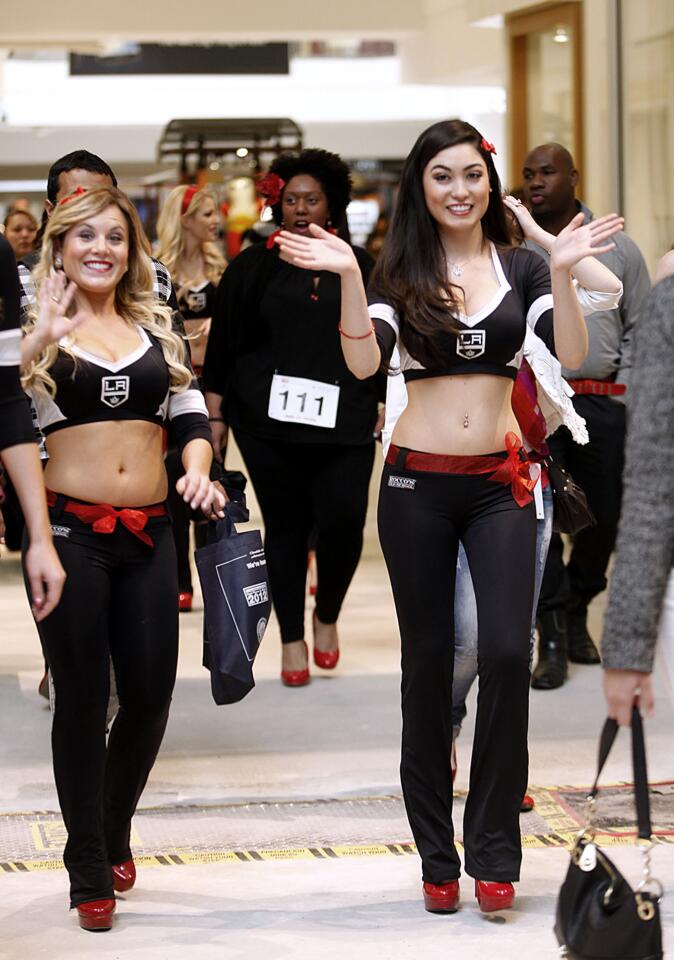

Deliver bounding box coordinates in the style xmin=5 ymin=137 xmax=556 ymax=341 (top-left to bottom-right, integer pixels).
xmin=602 ymin=272 xmax=674 ymax=724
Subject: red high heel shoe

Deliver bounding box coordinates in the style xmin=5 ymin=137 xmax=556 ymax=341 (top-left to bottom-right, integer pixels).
xmin=423 ymin=880 xmax=460 ymax=913
xmin=281 ymin=641 xmax=310 ymax=687
xmin=76 ymin=898 xmax=116 ymax=931
xmin=312 ymin=610 xmax=339 ymax=670
xmin=520 ymin=793 xmax=535 ymax=813
xmin=111 ymin=858 xmax=136 ymax=892
xmin=178 ymin=592 xmax=193 ymax=612
xmin=475 ymin=880 xmax=515 ymax=912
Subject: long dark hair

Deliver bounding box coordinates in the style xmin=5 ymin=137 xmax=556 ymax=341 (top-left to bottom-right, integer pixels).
xmin=370 ymin=119 xmax=512 ymax=368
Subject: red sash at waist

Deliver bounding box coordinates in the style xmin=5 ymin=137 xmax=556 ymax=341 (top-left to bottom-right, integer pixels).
xmin=46 ymin=490 xmax=167 ymax=547
xmin=567 ymin=378 xmax=626 ymax=397
xmin=386 ymin=432 xmax=537 ymax=507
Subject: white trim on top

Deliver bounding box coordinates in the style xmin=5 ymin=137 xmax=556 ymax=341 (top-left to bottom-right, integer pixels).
xmin=60 ymin=326 xmax=152 ymax=373
xmin=458 ymin=242 xmax=511 ymax=329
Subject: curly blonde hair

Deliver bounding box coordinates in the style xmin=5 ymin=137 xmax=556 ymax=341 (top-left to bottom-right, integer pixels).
xmin=23 ymin=186 xmax=193 ymax=398
xmin=155 ymin=185 xmax=226 ymax=288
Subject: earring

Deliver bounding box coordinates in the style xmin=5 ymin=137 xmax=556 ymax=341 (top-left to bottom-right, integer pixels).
xmin=54 ymin=254 xmax=63 ymax=270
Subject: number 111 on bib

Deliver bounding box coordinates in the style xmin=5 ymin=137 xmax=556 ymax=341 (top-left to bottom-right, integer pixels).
xmin=268 ymin=374 xmax=340 ymax=429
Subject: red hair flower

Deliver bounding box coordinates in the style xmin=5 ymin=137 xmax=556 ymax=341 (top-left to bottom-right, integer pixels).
xmin=257 ymin=172 xmax=286 ymax=207
xmin=480 ymin=138 xmax=497 ymax=155
xmin=58 ymin=185 xmax=88 ymax=206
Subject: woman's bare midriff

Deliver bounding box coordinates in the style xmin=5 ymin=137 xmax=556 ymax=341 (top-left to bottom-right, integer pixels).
xmin=391 ymin=374 xmax=520 ymax=455
xmin=184 ymin=317 xmax=211 ymax=368
xmin=44 ymin=421 xmax=169 ymax=506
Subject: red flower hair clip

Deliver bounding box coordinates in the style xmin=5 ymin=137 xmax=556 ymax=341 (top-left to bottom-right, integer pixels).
xmin=257 ymin=172 xmax=286 ymax=207
xmin=58 ymin=186 xmax=88 ymax=206
xmin=480 ymin=138 xmax=497 ymax=156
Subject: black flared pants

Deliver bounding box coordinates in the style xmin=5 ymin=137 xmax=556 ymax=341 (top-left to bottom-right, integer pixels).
xmin=25 ymin=497 xmax=178 ymax=906
xmin=378 ymin=455 xmax=536 ymax=883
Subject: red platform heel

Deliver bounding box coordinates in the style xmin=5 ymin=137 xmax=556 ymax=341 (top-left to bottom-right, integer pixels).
xmin=76 ymin=898 xmax=116 ymax=931
xmin=281 ymin=641 xmax=310 ymax=687
xmin=423 ymin=880 xmax=460 ymax=913
xmin=111 ymin=858 xmax=136 ymax=892
xmin=520 ymin=793 xmax=535 ymax=813
xmin=178 ymin=592 xmax=193 ymax=612
xmin=312 ymin=610 xmax=340 ymax=670
xmin=475 ymin=880 xmax=515 ymax=912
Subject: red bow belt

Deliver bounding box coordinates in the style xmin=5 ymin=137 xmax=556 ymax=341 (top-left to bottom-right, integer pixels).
xmin=567 ymin=378 xmax=626 ymax=397
xmin=386 ymin=432 xmax=537 ymax=508
xmin=46 ymin=490 xmax=166 ymax=547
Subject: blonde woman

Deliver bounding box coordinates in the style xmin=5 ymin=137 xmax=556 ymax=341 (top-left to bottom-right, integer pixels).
xmin=156 ymin=184 xmax=225 ymax=374
xmin=156 ymin=185 xmax=226 ymax=608
xmin=21 ymin=186 xmax=224 ymax=932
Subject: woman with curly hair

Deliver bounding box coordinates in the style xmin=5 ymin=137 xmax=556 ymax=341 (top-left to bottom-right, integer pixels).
xmin=21 ymin=185 xmax=224 ymax=931
xmin=156 ymin=185 xmax=226 ymax=609
xmin=203 ymin=149 xmax=378 ymax=685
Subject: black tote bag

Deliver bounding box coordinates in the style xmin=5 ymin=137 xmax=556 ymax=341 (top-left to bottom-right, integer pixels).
xmin=196 ymin=501 xmax=271 ymax=704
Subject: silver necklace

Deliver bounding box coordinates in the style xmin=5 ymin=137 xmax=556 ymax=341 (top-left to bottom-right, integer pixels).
xmin=446 ymin=246 xmax=484 ymax=279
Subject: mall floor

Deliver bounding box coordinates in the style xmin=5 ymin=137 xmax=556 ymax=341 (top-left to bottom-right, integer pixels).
xmin=1 ymin=447 xmax=673 ymax=960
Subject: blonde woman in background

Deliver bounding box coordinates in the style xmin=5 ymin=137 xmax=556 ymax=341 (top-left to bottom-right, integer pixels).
xmin=21 ymin=185 xmax=223 ymax=931
xmin=156 ymin=185 xmax=226 ymax=609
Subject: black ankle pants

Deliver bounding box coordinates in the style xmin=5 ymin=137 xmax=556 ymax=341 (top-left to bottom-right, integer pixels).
xmin=378 ymin=455 xmax=536 ymax=884
xmin=24 ymin=496 xmax=178 ymax=906
xmin=234 ymin=430 xmax=374 ymax=643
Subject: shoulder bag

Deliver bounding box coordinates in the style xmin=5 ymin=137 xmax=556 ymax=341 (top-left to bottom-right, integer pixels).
xmin=555 ymin=707 xmax=663 ymax=959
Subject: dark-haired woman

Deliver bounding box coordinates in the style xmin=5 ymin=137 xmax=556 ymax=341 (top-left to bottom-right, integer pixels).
xmin=203 ymin=149 xmax=378 ymax=685
xmin=276 ymin=120 xmax=616 ymax=913
xmin=4 ymin=208 xmax=38 ymax=260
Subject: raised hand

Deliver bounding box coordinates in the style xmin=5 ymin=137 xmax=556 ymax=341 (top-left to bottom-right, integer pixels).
xmin=503 ymin=195 xmax=542 ymax=243
xmin=33 ymin=271 xmax=85 ymax=349
xmin=550 ymin=211 xmax=625 ymax=273
xmin=274 ymin=223 xmax=358 ymax=276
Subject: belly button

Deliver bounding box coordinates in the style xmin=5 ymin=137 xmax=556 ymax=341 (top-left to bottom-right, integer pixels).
xmin=118 ymin=466 xmax=125 ymax=475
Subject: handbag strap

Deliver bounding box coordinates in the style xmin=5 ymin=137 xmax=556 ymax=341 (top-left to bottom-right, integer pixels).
xmin=590 ymin=707 xmax=652 ymax=840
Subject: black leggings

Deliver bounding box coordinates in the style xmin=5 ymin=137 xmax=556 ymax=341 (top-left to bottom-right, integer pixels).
xmin=234 ymin=430 xmax=374 ymax=643
xmin=24 ymin=496 xmax=178 ymax=906
xmin=378 ymin=453 xmax=536 ymax=884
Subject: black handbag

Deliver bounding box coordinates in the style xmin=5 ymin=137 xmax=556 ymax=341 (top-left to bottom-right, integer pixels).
xmin=555 ymin=708 xmax=663 ymax=959
xmin=546 ymin=457 xmax=596 ymax=536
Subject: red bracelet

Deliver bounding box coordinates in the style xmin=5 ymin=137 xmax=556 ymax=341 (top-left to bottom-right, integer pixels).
xmin=338 ymin=321 xmax=375 ymax=340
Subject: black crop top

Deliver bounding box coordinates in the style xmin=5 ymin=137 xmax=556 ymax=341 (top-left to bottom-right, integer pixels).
xmin=368 ymin=244 xmax=555 ymax=382
xmin=178 ymin=279 xmax=218 ymax=321
xmin=26 ymin=326 xmax=211 ymax=453
xmin=0 ymin=235 xmax=35 ymax=451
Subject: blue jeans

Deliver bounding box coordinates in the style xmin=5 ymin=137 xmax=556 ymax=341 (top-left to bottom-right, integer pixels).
xmin=452 ymin=482 xmax=554 ymax=736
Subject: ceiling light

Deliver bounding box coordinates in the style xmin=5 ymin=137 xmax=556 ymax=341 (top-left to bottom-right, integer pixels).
xmin=236 ymin=147 xmax=249 ymax=158
xmin=553 ymin=26 xmax=569 ymax=43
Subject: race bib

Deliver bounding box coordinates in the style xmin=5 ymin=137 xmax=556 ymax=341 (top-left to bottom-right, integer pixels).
xmin=268 ymin=374 xmax=340 ymax=429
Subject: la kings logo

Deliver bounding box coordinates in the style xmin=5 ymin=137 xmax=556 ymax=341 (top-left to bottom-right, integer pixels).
xmin=101 ymin=375 xmax=130 ymax=408
xmin=456 ymin=330 xmax=486 ymax=359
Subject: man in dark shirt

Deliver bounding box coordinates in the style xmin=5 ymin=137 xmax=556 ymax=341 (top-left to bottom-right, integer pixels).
xmin=521 ymin=143 xmax=651 ymax=690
